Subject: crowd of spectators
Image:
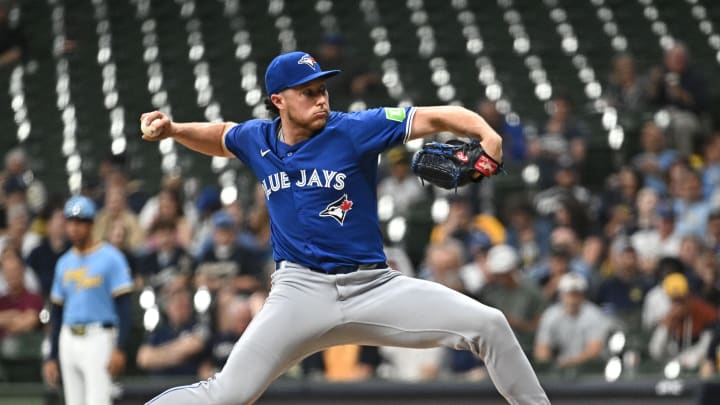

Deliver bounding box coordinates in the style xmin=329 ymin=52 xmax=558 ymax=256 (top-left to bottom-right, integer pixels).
xmin=0 ymin=43 xmax=720 ymax=389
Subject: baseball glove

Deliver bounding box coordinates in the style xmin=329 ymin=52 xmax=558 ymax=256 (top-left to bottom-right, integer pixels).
xmin=411 ymin=140 xmax=503 ymax=190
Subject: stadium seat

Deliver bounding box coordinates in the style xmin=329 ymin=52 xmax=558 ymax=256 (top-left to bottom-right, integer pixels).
xmin=4 ymin=0 xmax=719 ymax=193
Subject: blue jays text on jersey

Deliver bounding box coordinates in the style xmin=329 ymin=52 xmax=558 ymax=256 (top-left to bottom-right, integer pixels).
xmin=260 ymin=168 xmax=346 ymax=199
xmin=224 ymin=107 xmax=416 ymax=272
xmin=50 ymin=242 xmax=133 ymax=325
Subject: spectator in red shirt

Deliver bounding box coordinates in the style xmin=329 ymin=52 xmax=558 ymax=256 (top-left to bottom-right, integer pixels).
xmin=0 ymin=249 xmax=43 ymax=338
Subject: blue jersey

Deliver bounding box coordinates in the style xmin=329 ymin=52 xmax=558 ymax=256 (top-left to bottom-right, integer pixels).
xmin=224 ymin=107 xmax=416 ymax=272
xmin=50 ymin=242 xmax=133 ymax=325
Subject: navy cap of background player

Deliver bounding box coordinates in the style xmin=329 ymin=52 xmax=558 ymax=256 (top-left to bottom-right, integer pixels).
xmin=265 ymin=51 xmax=340 ymax=95
xmin=658 ymin=204 xmax=675 ymax=221
xmin=555 ymin=156 xmax=576 ymax=172
xmin=467 ymin=231 xmax=492 ymax=254
xmin=63 ymin=195 xmax=96 ymax=221
xmin=549 ymin=244 xmax=572 ymax=259
xmin=3 ymin=175 xmax=27 ymax=195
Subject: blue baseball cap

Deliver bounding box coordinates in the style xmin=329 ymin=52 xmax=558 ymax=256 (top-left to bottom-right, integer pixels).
xmin=657 ymin=203 xmax=675 ymax=220
xmin=64 ymin=195 xmax=96 ymax=221
xmin=196 ymin=186 xmax=221 ymax=212
xmin=213 ymin=211 xmax=234 ymax=229
xmin=468 ymin=231 xmax=492 ymax=253
xmin=265 ymin=51 xmax=340 ymax=95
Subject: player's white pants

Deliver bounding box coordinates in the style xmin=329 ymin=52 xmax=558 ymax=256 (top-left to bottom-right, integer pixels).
xmin=59 ymin=324 xmax=114 ymax=405
xmin=146 ymin=264 xmax=550 ymax=405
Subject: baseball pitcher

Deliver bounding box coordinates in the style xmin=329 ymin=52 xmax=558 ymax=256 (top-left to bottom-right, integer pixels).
xmin=141 ymin=51 xmax=549 ymax=405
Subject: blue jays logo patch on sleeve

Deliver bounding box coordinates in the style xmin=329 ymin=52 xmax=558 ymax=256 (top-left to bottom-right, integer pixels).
xmin=319 ymin=194 xmax=353 ymax=225
xmin=298 ymin=54 xmax=317 ymax=70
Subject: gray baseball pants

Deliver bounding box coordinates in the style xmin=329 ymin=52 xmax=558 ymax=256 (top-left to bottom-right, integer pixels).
xmin=146 ymin=262 xmax=549 ymax=405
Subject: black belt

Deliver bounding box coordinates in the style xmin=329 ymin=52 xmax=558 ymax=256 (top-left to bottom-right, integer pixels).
xmin=68 ymin=323 xmax=114 ymax=336
xmin=276 ymin=261 xmax=387 ymax=275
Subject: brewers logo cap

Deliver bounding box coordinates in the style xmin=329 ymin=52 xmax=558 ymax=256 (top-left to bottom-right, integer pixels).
xmin=265 ymin=51 xmax=340 ymax=95
xmin=63 ymin=195 xmax=97 ymax=221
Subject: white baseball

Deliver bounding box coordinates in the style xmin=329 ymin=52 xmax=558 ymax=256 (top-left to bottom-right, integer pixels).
xmin=141 ymin=119 xmax=161 ymax=138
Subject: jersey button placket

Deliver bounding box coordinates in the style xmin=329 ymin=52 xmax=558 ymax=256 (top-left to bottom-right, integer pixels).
xmin=284 ymin=154 xmax=313 ymax=258
xmin=285 ymin=154 xmax=319 ymax=262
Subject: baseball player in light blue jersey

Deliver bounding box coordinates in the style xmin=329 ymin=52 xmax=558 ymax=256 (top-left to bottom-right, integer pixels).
xmin=141 ymin=51 xmax=549 ymax=405
xmin=42 ymin=196 xmax=133 ymax=405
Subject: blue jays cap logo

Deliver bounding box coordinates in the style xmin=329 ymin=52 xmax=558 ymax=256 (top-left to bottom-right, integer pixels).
xmin=297 ymin=54 xmax=317 ymax=70
xmin=319 ymin=194 xmax=353 ymax=225
xmin=265 ymin=51 xmax=341 ymax=95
